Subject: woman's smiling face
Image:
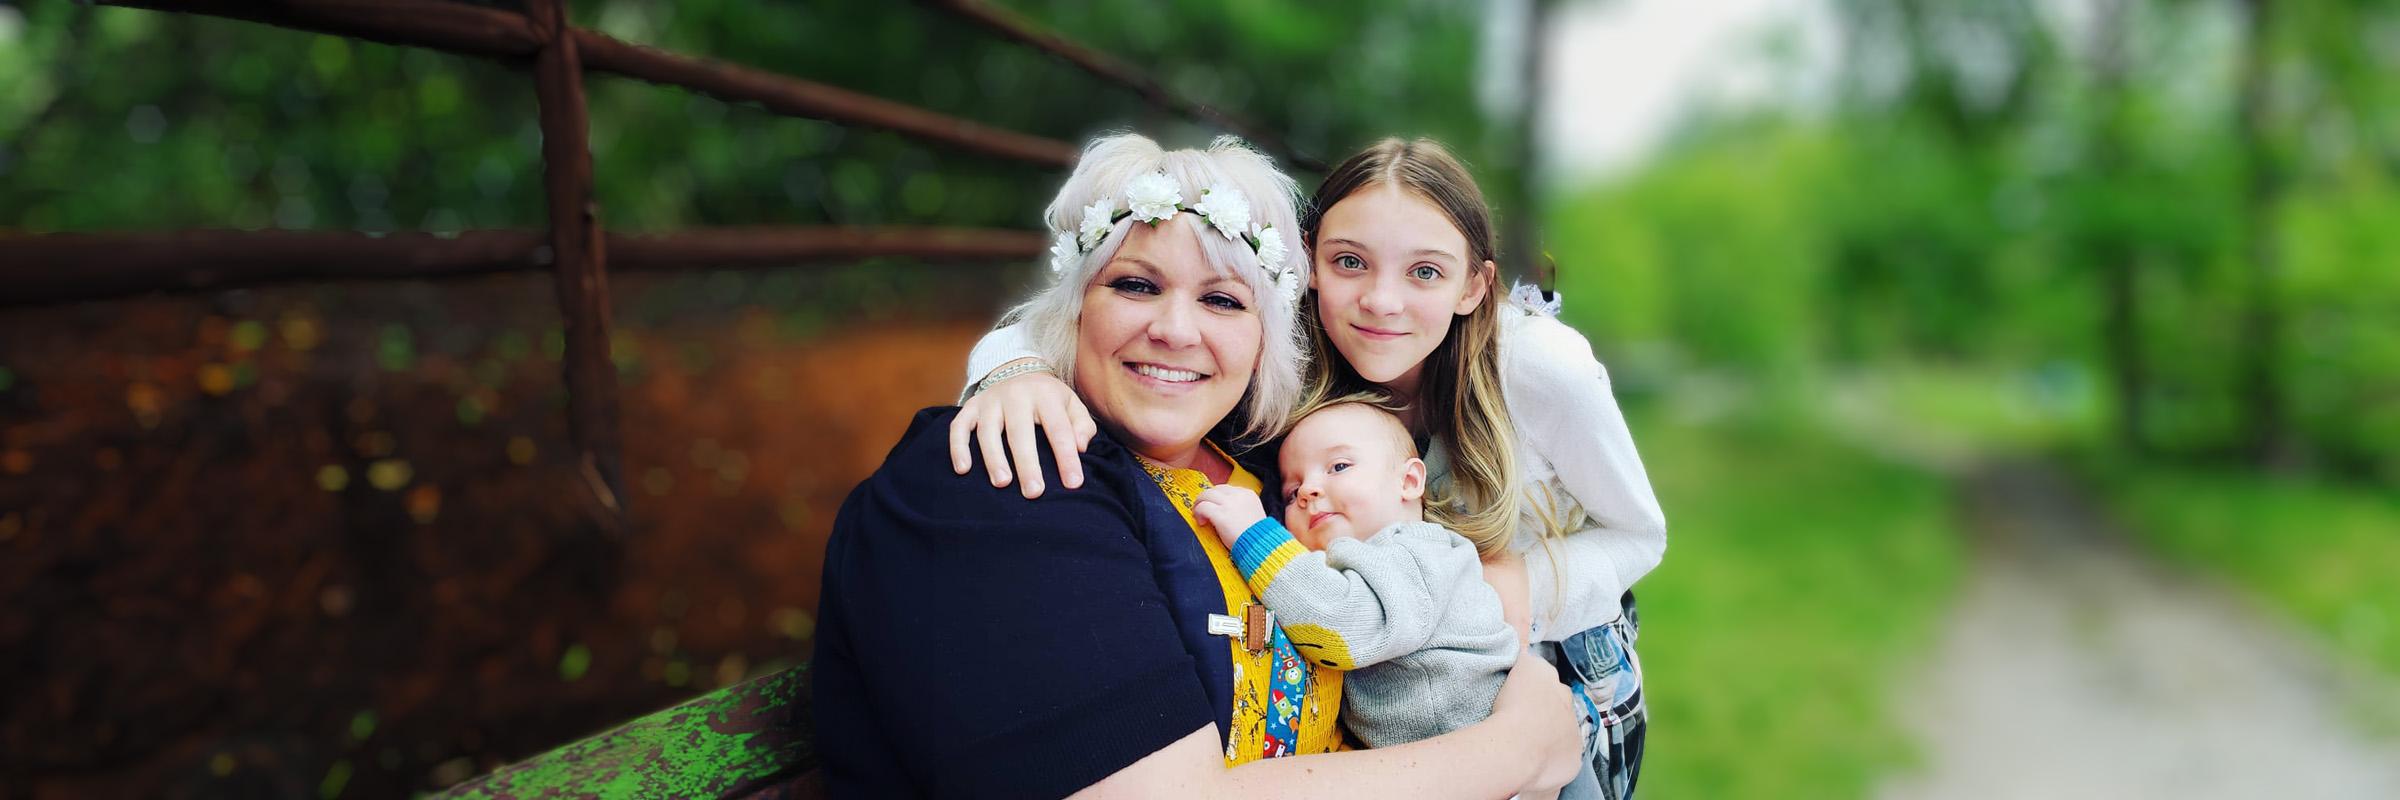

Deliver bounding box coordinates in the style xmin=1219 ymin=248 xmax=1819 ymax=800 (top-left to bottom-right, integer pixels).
xmin=1073 ymin=214 xmax=1262 ymax=463
xmin=1309 ymin=184 xmax=1491 ymax=398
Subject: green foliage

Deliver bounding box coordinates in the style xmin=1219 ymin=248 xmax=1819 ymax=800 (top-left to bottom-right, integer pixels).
xmin=2088 ymin=460 xmax=2400 ymax=683
xmin=1627 ymin=409 xmax=1963 ymax=799
xmin=1549 ymin=0 xmax=2399 ymax=479
xmin=0 ymin=1 xmax=1497 ymax=237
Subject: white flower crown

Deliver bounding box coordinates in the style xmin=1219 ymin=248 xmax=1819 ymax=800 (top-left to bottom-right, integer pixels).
xmin=1048 ymin=171 xmax=1302 ymax=305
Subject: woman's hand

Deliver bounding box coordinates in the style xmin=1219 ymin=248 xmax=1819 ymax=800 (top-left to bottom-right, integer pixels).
xmin=1192 ymin=485 xmax=1268 ymax=548
xmin=1492 ymin=649 xmax=1586 ymax=796
xmin=949 ymin=359 xmax=1096 ymax=499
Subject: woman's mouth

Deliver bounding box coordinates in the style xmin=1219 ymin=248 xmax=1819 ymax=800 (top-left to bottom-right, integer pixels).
xmin=1126 ymin=362 xmax=1208 ymax=389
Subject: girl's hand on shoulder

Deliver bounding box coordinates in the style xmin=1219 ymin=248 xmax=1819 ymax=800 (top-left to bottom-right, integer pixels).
xmin=1493 ymin=649 xmax=1585 ymax=796
xmin=949 ymin=361 xmax=1095 ymax=499
xmin=1192 ymin=485 xmax=1266 ymax=548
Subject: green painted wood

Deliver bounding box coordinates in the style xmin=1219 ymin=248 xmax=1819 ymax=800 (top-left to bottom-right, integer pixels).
xmin=437 ymin=664 xmax=818 ymax=799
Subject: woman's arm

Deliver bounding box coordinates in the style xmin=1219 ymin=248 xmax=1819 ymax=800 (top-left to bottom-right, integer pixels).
xmin=1503 ymin=314 xmax=1669 ymax=640
xmin=824 ymin=410 xmax=1582 ymax=798
xmin=949 ymin=321 xmax=1095 ymax=498
xmin=1073 ymin=650 xmax=1587 ymax=799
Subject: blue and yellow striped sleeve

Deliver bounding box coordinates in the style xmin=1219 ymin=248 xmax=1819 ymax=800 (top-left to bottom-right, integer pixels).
xmin=1229 ymin=518 xmax=1309 ymax=598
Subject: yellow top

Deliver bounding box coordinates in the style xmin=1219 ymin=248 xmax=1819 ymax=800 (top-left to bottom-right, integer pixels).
xmin=1137 ymin=445 xmax=1347 ymax=763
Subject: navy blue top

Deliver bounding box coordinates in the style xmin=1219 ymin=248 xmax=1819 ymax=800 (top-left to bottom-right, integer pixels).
xmin=811 ymin=407 xmax=1270 ymax=799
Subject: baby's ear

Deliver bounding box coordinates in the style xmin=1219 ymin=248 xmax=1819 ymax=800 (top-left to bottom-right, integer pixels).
xmin=1399 ymin=457 xmax=1427 ymax=503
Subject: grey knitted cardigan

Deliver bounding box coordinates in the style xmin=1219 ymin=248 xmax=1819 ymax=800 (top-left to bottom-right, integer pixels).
xmin=1227 ymin=518 xmax=1519 ymax=747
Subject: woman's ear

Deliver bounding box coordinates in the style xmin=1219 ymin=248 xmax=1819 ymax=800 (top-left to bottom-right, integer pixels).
xmin=1399 ymin=457 xmax=1427 ymax=504
xmin=1455 ymin=259 xmax=1496 ymax=315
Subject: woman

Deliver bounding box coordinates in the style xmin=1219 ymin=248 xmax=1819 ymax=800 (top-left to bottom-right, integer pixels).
xmin=953 ymin=139 xmax=1666 ymax=798
xmin=811 ymin=133 xmax=1585 ymax=798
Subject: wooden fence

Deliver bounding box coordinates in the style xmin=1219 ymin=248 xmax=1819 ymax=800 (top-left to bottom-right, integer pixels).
xmin=8 ymin=0 xmax=1317 ymax=523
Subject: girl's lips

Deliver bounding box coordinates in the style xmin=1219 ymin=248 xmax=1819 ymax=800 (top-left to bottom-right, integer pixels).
xmin=1348 ymin=323 xmax=1408 ymax=341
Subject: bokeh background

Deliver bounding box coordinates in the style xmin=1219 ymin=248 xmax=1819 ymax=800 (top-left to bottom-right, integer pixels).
xmin=4 ymin=0 xmax=2398 ymax=797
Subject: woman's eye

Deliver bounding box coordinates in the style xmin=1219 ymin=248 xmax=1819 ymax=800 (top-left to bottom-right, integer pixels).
xmin=1409 ymin=265 xmax=1442 ymax=281
xmin=1108 ymin=277 xmax=1159 ymax=295
xmin=1203 ymin=293 xmax=1248 ymax=311
xmin=1335 ymin=254 xmax=1366 ymax=271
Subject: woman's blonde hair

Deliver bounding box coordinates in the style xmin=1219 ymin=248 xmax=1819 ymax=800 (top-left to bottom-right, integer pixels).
xmin=1295 ymin=138 xmax=1535 ymax=559
xmin=1001 ymin=133 xmax=1309 ymax=447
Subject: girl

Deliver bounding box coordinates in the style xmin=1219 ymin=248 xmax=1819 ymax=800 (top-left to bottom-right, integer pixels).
xmin=952 ymin=138 xmax=1664 ymax=799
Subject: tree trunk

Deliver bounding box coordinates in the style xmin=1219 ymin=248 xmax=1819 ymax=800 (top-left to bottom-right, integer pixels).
xmin=1505 ymin=0 xmax=1555 ymax=291
xmin=2104 ymin=248 xmax=2147 ymax=454
xmin=2235 ymin=0 xmax=2290 ymax=468
xmin=2091 ymin=0 xmax=2145 ymax=454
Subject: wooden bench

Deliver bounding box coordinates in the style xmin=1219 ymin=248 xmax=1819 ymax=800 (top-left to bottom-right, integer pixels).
xmin=437 ymin=665 xmax=819 ymax=799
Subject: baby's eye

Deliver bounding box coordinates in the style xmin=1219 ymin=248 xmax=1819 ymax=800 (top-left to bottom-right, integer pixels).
xmin=1329 ymin=461 xmax=1351 ymax=473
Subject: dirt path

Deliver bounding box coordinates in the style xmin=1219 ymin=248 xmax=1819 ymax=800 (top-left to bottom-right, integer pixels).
xmin=1875 ymin=462 xmax=2400 ymax=800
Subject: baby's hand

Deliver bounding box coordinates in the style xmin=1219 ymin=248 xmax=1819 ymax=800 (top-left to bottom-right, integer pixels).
xmin=1192 ymin=484 xmax=1267 ymax=548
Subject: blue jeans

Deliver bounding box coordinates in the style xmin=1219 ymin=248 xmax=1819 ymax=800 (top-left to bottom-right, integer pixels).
xmin=1547 ymin=591 xmax=1646 ymax=800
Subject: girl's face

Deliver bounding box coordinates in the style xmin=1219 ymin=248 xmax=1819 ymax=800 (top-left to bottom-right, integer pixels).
xmin=1073 ymin=215 xmax=1262 ymax=463
xmin=1310 ymin=184 xmax=1492 ymax=398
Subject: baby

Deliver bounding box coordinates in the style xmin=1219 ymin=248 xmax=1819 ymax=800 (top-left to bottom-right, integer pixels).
xmin=1192 ymin=395 xmax=1520 ymax=751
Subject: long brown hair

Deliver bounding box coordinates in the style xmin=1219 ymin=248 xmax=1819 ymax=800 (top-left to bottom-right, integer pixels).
xmin=1296 ymin=138 xmax=1524 ymax=558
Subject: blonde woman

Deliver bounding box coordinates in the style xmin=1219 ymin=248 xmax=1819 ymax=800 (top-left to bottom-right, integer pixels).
xmin=954 ymin=138 xmax=1666 ymax=799
xmin=813 ymin=133 xmax=1586 ymax=798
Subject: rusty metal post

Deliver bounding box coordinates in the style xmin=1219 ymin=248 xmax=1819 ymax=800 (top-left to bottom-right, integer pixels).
xmin=529 ymin=0 xmax=625 ymax=526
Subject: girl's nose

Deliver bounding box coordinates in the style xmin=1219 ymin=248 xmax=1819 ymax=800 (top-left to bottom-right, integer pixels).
xmin=1359 ymin=278 xmax=1404 ymax=317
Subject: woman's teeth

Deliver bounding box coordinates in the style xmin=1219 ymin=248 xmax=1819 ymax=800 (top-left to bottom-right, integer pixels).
xmin=1134 ymin=364 xmax=1203 ymax=382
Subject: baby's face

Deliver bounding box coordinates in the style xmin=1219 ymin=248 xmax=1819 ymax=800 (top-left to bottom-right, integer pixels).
xmin=1276 ymin=404 xmax=1418 ymax=550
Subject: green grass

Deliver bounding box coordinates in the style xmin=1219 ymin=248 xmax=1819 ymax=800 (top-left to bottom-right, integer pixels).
xmin=1628 ymin=412 xmax=1963 ymax=799
xmin=1812 ymin=363 xmax=2102 ymax=467
xmin=2088 ymin=462 xmax=2400 ymax=681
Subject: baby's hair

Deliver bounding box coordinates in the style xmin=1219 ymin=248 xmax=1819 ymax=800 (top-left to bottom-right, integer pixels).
xmin=1287 ymin=389 xmax=1417 ymax=461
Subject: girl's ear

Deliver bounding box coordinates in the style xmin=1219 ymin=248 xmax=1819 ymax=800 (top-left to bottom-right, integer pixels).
xmin=1399 ymin=457 xmax=1427 ymax=503
xmin=1455 ymin=259 xmax=1495 ymax=315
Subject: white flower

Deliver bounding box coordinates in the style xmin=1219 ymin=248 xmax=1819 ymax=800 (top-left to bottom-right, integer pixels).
xmin=1276 ymin=265 xmax=1303 ymax=306
xmin=1124 ymin=171 xmax=1183 ymax=223
xmin=1253 ymin=225 xmax=1289 ymax=274
xmin=1078 ymin=201 xmax=1114 ymax=251
xmin=1508 ymin=283 xmax=1562 ymax=317
xmin=1048 ymin=232 xmax=1080 ymax=274
xmin=1193 ymin=183 xmax=1252 ymax=242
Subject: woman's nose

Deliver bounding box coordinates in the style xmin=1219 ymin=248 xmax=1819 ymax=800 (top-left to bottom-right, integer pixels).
xmin=1146 ymin=298 xmax=1202 ymax=347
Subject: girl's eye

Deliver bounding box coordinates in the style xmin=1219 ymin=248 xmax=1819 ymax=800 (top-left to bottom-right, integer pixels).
xmin=1334 ymin=254 xmax=1366 ymax=271
xmin=1203 ymin=293 xmax=1248 ymax=312
xmin=1409 ymin=265 xmax=1443 ymax=281
xmin=1108 ymin=276 xmax=1159 ymax=295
